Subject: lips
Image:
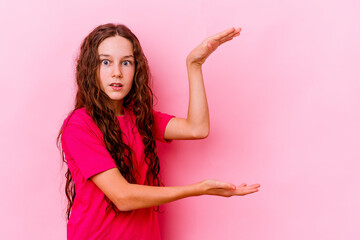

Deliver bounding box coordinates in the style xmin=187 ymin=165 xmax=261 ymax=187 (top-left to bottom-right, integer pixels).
xmin=110 ymin=82 xmax=123 ymax=90
xmin=110 ymin=83 xmax=123 ymax=87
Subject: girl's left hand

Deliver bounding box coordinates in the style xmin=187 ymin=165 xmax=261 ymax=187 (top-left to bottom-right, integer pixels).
xmin=186 ymin=27 xmax=241 ymax=66
xmin=198 ymin=179 xmax=260 ymax=197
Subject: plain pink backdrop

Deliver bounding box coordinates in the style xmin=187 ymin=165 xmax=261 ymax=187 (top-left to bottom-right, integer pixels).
xmin=0 ymin=0 xmax=359 ymax=239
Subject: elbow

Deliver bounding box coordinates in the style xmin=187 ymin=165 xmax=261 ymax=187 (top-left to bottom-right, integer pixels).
xmin=193 ymin=125 xmax=210 ymax=139
xmin=114 ymin=196 xmax=136 ymax=212
xmin=115 ymin=203 xmax=133 ymax=212
xmin=113 ymin=186 xmax=137 ymax=212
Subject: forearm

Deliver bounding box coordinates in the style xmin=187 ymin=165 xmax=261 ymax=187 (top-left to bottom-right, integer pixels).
xmin=115 ymin=179 xmax=257 ymax=211
xmin=116 ymin=182 xmax=202 ymax=211
xmin=186 ymin=61 xmax=210 ymax=137
xmin=92 ymin=168 xmax=259 ymax=212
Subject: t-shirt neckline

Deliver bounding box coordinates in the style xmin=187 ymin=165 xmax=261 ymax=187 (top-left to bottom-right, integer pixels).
xmin=116 ymin=108 xmax=128 ymax=118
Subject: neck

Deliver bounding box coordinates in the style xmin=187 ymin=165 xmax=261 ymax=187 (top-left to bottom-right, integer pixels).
xmin=113 ymin=100 xmax=124 ymax=116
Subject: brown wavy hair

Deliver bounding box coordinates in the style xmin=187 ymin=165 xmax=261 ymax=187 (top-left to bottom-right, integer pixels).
xmin=57 ymin=23 xmax=162 ymax=220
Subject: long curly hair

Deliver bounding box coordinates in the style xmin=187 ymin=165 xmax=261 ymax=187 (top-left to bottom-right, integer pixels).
xmin=57 ymin=23 xmax=162 ymax=220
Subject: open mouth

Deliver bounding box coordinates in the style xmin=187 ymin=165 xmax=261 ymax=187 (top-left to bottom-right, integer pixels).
xmin=110 ymin=83 xmax=123 ymax=87
xmin=110 ymin=82 xmax=123 ymax=90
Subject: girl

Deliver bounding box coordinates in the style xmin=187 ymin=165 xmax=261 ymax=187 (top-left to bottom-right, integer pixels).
xmin=58 ymin=23 xmax=260 ymax=240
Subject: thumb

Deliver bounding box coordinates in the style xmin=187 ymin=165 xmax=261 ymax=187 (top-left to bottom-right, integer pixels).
xmin=215 ymin=181 xmax=236 ymax=190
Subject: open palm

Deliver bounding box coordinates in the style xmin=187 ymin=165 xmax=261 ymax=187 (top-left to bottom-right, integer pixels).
xmin=187 ymin=27 xmax=241 ymax=65
xmin=200 ymin=179 xmax=260 ymax=197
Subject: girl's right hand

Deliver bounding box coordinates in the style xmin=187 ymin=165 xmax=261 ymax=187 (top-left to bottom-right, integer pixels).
xmin=198 ymin=179 xmax=260 ymax=197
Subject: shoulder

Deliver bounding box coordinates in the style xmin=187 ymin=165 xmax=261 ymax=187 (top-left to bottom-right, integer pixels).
xmin=152 ymin=109 xmax=175 ymax=142
xmin=63 ymin=107 xmax=93 ymax=127
xmin=152 ymin=109 xmax=175 ymax=124
xmin=61 ymin=108 xmax=102 ymax=140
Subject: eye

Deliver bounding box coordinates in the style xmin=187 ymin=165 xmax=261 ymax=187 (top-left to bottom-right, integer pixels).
xmin=122 ymin=60 xmax=132 ymax=66
xmin=101 ymin=59 xmax=110 ymax=66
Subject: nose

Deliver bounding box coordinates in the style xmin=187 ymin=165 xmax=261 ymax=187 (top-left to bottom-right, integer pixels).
xmin=112 ymin=63 xmax=123 ymax=78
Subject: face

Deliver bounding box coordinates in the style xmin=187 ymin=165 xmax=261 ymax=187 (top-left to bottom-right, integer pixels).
xmin=97 ymin=35 xmax=135 ymax=113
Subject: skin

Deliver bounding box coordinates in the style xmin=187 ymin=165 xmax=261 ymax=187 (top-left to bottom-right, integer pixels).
xmin=92 ymin=27 xmax=261 ymax=211
xmin=97 ymin=36 xmax=135 ymax=116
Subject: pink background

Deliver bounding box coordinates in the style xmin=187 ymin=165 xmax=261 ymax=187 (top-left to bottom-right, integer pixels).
xmin=1 ymin=0 xmax=359 ymax=239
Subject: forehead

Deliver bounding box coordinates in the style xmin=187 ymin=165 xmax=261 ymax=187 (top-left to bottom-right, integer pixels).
xmin=98 ymin=35 xmax=133 ymax=57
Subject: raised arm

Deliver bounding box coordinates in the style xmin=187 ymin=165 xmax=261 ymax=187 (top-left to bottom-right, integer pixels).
xmin=164 ymin=27 xmax=242 ymax=140
xmin=91 ymin=167 xmax=260 ymax=211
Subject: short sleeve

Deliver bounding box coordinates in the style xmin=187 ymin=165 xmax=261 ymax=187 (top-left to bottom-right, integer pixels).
xmin=152 ymin=110 xmax=175 ymax=142
xmin=61 ymin=122 xmax=117 ymax=180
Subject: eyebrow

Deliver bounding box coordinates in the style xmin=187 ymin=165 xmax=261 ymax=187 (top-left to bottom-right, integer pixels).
xmin=99 ymin=54 xmax=134 ymax=59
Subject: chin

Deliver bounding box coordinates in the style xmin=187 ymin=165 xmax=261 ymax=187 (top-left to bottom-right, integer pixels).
xmin=108 ymin=93 xmax=125 ymax=100
xmin=110 ymin=98 xmax=125 ymax=103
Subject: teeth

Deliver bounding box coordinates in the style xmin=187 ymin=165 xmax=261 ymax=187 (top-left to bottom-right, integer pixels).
xmin=111 ymin=83 xmax=122 ymax=87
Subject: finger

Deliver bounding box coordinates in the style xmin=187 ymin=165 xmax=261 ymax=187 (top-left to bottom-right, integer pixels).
xmin=235 ymin=184 xmax=261 ymax=195
xmin=210 ymin=27 xmax=239 ymax=42
xmin=227 ymin=182 xmax=237 ymax=190
xmin=244 ymin=186 xmax=260 ymax=192
xmin=214 ymin=33 xmax=241 ymax=47
xmin=247 ymin=189 xmax=260 ymax=195
xmin=218 ymin=31 xmax=241 ymax=44
xmin=223 ymin=28 xmax=241 ymax=39
xmin=204 ymin=27 xmax=241 ymax=50
xmin=240 ymin=188 xmax=259 ymax=195
xmin=214 ymin=27 xmax=237 ymax=39
xmin=217 ymin=27 xmax=241 ymax=42
xmin=237 ymin=183 xmax=260 ymax=188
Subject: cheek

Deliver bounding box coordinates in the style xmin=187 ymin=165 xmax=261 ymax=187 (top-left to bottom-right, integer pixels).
xmin=98 ymin=68 xmax=110 ymax=87
xmin=126 ymin=68 xmax=135 ymax=84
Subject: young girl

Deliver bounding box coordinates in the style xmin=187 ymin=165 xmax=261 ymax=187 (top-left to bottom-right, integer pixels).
xmin=58 ymin=23 xmax=260 ymax=240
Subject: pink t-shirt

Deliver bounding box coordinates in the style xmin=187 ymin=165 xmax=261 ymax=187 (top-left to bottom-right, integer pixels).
xmin=61 ymin=107 xmax=174 ymax=240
